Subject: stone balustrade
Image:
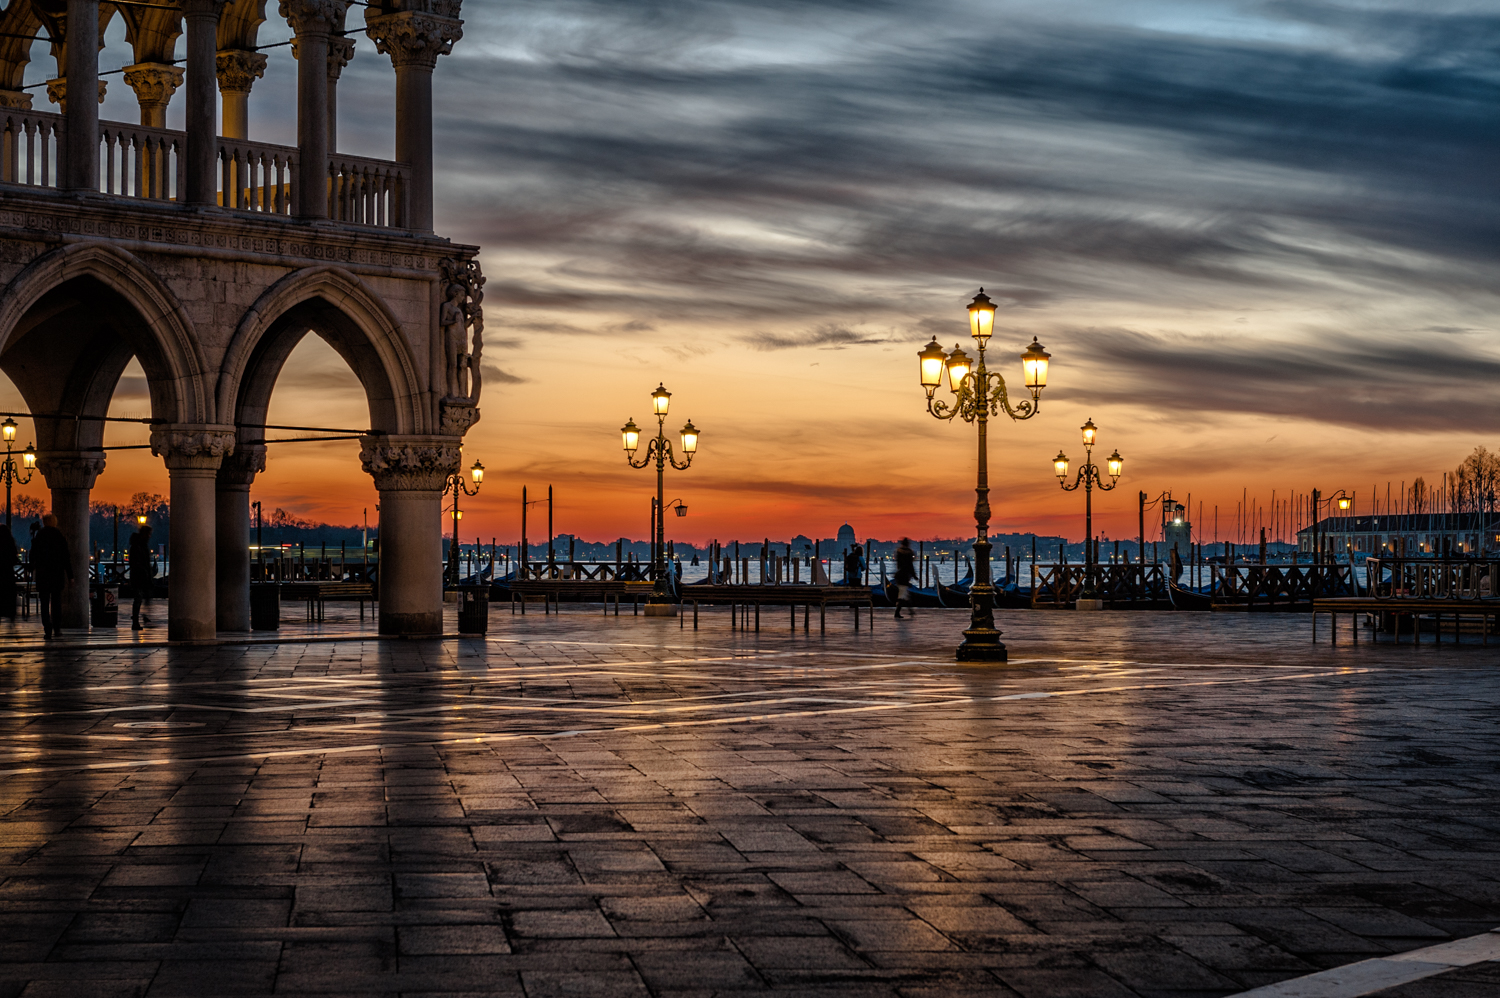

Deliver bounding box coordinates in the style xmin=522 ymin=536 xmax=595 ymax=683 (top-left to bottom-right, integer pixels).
xmin=101 ymin=119 xmax=186 ymax=201
xmin=0 ymin=109 xmax=61 ymax=187
xmin=1 ymin=108 xmax=409 ymax=229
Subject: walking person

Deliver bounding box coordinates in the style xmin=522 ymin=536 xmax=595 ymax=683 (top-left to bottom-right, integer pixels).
xmin=893 ymin=537 xmax=916 ymax=619
xmin=30 ymin=513 xmax=72 ymax=639
xmin=129 ymin=524 xmax=156 ymax=630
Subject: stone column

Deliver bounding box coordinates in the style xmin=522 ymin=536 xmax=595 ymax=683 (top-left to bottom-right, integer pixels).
xmin=151 ymin=426 xmax=235 ymax=643
xmin=121 ymin=63 xmax=183 ymax=128
xmin=215 ymin=445 xmax=264 ymax=632
xmin=366 ymin=3 xmax=464 ymax=232
xmin=281 ymin=0 xmax=347 ymax=219
xmin=62 ymin=0 xmax=99 ymax=191
xmin=360 ymin=436 xmax=459 ymax=636
xmin=216 ymin=49 xmax=266 ymax=140
xmin=36 ymin=452 xmax=105 ymax=630
xmin=327 ymin=36 xmax=354 ymax=153
xmin=183 ymin=0 xmax=225 ymax=206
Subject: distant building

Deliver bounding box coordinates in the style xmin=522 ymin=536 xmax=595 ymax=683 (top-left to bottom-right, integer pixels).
xmin=836 ymin=523 xmax=857 ymax=547
xmin=1297 ymin=514 xmax=1498 ymax=557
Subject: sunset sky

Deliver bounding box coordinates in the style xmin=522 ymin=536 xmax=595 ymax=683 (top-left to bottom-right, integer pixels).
xmin=3 ymin=0 xmax=1496 ymax=548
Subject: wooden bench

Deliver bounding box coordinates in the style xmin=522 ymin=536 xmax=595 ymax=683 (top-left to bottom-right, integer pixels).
xmin=506 ymin=580 xmax=656 ymax=615
xmin=278 ymin=582 xmax=376 ymax=622
xmin=1312 ymin=596 xmax=1500 ymax=645
xmin=678 ymin=585 xmax=875 ymax=632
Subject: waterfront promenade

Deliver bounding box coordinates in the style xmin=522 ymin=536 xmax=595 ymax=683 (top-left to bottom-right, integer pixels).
xmin=0 ymin=609 xmax=1497 ymax=997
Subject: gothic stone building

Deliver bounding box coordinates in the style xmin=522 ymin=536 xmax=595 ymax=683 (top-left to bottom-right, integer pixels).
xmin=0 ymin=0 xmax=482 ymax=639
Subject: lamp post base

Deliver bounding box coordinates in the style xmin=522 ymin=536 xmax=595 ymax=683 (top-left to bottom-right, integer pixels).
xmin=955 ymin=629 xmax=1008 ymax=662
xmin=644 ymin=599 xmax=678 ymax=617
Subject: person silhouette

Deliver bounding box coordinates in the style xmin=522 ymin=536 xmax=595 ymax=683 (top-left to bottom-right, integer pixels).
xmin=893 ymin=538 xmax=916 ymax=619
xmin=31 ymin=513 xmax=72 ymax=639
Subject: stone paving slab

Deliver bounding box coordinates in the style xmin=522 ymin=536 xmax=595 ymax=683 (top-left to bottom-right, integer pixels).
xmin=0 ymin=608 xmax=1496 ymax=996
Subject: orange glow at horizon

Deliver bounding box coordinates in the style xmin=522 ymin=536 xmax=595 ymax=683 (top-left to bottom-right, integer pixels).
xmin=0 ymin=320 xmax=1486 ymax=550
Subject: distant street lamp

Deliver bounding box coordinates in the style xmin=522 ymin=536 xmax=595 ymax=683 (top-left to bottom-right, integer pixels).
xmin=622 ymin=384 xmax=699 ymax=609
xmin=918 ymin=289 xmax=1051 ymax=661
xmin=1309 ymin=488 xmax=1352 ymax=569
xmin=1 ymin=418 xmax=37 ymax=527
xmin=443 ymin=460 xmax=485 ymax=586
xmin=1053 ymin=418 xmax=1122 ymax=599
xmin=252 ymin=500 xmax=263 ymax=581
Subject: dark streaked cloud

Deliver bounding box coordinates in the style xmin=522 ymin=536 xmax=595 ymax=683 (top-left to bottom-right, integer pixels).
xmin=359 ymin=0 xmax=1498 ymax=451
xmin=743 ymin=324 xmax=904 ymax=351
xmin=480 ymin=363 xmax=528 ymax=385
xmin=1065 ymin=324 xmax=1500 ymax=432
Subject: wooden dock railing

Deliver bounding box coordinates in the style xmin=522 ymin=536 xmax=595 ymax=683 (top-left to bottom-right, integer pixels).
xmin=1030 ymin=564 xmax=1168 ymax=607
xmin=1363 ymin=557 xmax=1496 ymax=600
xmin=1211 ymin=563 xmax=1356 ymax=607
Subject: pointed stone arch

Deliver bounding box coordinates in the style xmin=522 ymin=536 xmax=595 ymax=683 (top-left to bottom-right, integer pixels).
xmin=0 ymin=240 xmax=212 ymax=449
xmin=218 ymin=264 xmax=428 ymax=438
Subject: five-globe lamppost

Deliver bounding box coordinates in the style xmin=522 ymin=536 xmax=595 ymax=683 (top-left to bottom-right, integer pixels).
xmin=622 ymin=384 xmax=699 ymax=614
xmin=1 ymin=418 xmax=37 ymax=528
xmin=1053 ymin=418 xmax=1123 ymax=600
xmin=918 ymin=290 xmax=1051 ymax=662
xmin=442 ymin=460 xmax=485 ymax=586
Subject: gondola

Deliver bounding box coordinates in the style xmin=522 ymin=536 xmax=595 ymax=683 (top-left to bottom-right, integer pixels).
xmin=871 ymin=582 xmax=945 ymax=608
xmin=1167 ymin=581 xmax=1213 ymax=611
xmin=937 ymin=567 xmax=973 ymax=608
xmin=993 ymin=582 xmax=1033 ymax=609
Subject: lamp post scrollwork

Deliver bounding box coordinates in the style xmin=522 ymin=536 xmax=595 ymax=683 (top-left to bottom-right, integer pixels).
xmin=917 ymin=290 xmax=1051 ymax=662
xmin=442 ymin=459 xmax=485 ymax=587
xmin=622 ymin=384 xmax=699 ymax=610
xmin=0 ymin=418 xmax=36 ymax=528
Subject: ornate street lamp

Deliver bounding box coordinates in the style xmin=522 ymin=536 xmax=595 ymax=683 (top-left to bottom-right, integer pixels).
xmin=919 ymin=289 xmax=1050 ymax=661
xmin=622 ymin=384 xmax=699 ymax=613
xmin=443 ymin=459 xmax=484 ymax=587
xmin=1 ymin=418 xmax=36 ymax=528
xmin=1054 ymin=419 xmax=1122 ymax=600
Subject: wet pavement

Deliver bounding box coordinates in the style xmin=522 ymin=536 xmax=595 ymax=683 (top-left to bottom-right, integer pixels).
xmin=0 ymin=606 xmax=1497 ymax=997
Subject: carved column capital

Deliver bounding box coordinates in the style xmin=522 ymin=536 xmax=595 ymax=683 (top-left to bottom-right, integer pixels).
xmin=122 ymin=62 xmax=184 ymax=118
xmin=328 ymin=36 xmax=355 ymax=80
xmin=0 ymin=90 xmax=33 ymax=110
xmin=215 ymin=443 xmax=266 ymax=487
xmin=366 ymin=9 xmax=463 ymax=70
xmin=439 ymin=400 xmax=480 ymax=437
xmin=46 ymin=78 xmax=106 ymax=112
xmin=279 ymin=0 xmax=349 ymax=37
xmin=151 ymin=425 xmax=237 ymax=473
xmin=181 ymin=0 xmax=230 ymax=15
xmin=360 ymin=435 xmax=461 ymax=492
xmin=216 ymin=49 xmax=267 ymax=94
xmin=36 ymin=451 xmax=106 ymax=491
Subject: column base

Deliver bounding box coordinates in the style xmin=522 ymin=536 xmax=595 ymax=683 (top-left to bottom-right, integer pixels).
xmin=644 ymin=602 xmax=678 ymax=617
xmin=379 ymin=611 xmax=444 ymax=636
xmin=1075 ymin=599 xmax=1105 ymax=611
xmin=956 ymin=628 xmax=1008 ymax=662
xmin=168 ymin=620 xmax=217 ymax=643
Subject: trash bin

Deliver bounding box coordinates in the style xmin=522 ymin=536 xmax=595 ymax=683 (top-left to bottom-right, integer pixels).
xmin=90 ymin=585 xmax=119 ymax=628
xmin=250 ymin=583 xmax=280 ymax=630
xmin=457 ymin=585 xmax=488 ymax=634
